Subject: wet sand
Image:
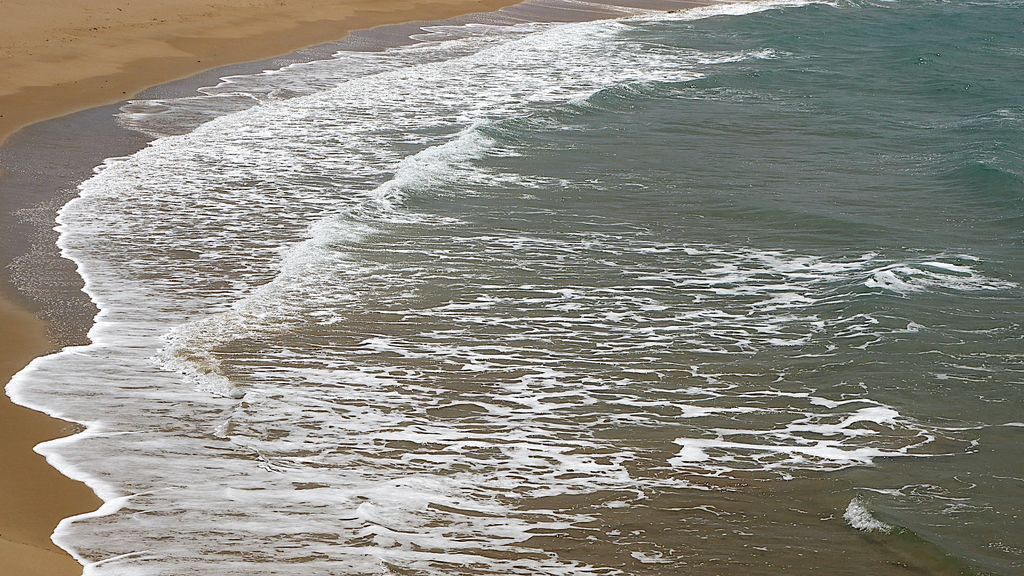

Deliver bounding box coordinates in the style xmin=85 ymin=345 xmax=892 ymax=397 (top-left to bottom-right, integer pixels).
xmin=0 ymin=1 xmax=520 ymax=574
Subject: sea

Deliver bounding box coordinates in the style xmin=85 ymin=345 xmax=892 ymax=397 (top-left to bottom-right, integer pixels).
xmin=7 ymin=0 xmax=1023 ymax=574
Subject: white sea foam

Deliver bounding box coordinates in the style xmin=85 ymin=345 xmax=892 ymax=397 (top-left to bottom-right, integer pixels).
xmin=647 ymin=0 xmax=839 ymax=21
xmin=8 ymin=0 xmax=999 ymax=573
xmin=865 ymin=259 xmax=1017 ymax=295
xmin=844 ymin=498 xmax=894 ymax=534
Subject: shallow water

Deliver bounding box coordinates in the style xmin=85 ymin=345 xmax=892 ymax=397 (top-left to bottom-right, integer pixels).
xmin=9 ymin=0 xmax=1023 ymax=574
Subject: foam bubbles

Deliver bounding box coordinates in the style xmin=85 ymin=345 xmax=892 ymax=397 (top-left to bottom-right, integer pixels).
xmin=9 ymin=0 xmax=1006 ymax=573
xmin=844 ymin=498 xmax=894 ymax=534
xmin=648 ymin=0 xmax=839 ymax=22
xmin=864 ymin=258 xmax=1017 ymax=295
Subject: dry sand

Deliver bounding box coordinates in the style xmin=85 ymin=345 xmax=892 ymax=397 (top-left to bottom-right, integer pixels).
xmin=0 ymin=1 xmax=519 ymax=574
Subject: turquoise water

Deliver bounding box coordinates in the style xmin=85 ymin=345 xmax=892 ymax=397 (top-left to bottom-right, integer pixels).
xmin=11 ymin=1 xmax=1022 ymax=574
xmin=459 ymin=1 xmax=1024 ymax=571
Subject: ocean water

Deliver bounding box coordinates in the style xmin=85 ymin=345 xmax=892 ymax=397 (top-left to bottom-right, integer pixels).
xmin=9 ymin=0 xmax=1023 ymax=574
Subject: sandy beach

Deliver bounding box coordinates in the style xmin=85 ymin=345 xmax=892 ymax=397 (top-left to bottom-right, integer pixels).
xmin=0 ymin=1 xmax=518 ymax=574
xmin=0 ymin=292 xmax=95 ymax=576
xmin=5 ymin=1 xmax=1017 ymax=575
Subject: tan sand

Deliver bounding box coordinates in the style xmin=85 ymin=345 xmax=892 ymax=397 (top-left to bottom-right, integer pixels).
xmin=0 ymin=0 xmax=520 ymax=138
xmin=0 ymin=1 xmax=520 ymax=574
xmin=0 ymin=290 xmax=94 ymax=576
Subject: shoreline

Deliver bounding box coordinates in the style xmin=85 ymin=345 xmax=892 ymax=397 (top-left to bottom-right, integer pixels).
xmin=0 ymin=0 xmax=524 ymax=140
xmin=0 ymin=1 xmax=523 ymax=574
xmin=0 ymin=1 xmax=1014 ymax=574
xmin=0 ymin=290 xmax=94 ymax=576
